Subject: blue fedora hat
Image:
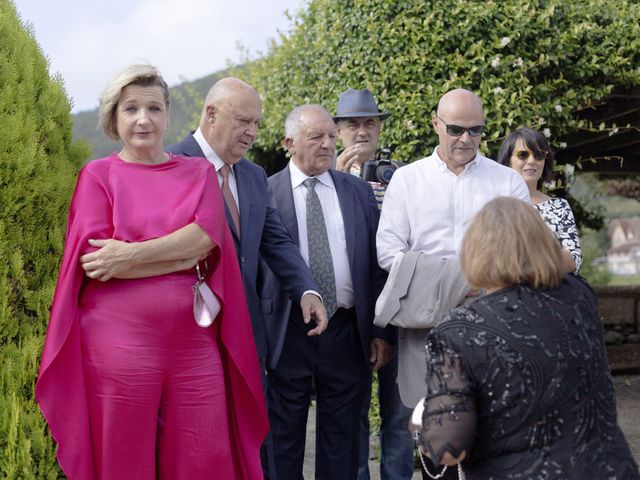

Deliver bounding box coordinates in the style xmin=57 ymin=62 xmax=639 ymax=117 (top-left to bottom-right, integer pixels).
xmin=333 ymin=88 xmax=391 ymax=121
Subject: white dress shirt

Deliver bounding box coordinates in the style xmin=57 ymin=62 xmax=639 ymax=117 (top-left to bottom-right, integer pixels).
xmin=376 ymin=149 xmax=530 ymax=271
xmin=289 ymin=161 xmax=354 ymax=309
xmin=193 ymin=128 xmax=240 ymax=208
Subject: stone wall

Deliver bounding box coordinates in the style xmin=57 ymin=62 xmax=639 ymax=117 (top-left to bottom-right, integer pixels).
xmin=595 ymin=285 xmax=640 ymax=372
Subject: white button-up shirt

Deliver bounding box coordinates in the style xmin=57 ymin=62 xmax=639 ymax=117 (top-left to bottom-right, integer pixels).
xmin=376 ymin=149 xmax=530 ymax=271
xmin=289 ymin=161 xmax=354 ymax=309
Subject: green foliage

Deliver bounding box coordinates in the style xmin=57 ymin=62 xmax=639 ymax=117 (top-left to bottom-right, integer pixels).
xmin=0 ymin=340 xmax=61 ymax=479
xmin=579 ymin=227 xmax=613 ymax=286
xmin=0 ymin=0 xmax=89 ymax=475
xmin=607 ymin=274 xmax=640 ymax=286
xmin=235 ymin=0 xmax=640 ymax=168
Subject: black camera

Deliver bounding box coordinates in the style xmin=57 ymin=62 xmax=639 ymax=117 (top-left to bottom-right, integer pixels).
xmin=361 ymin=148 xmax=396 ymax=184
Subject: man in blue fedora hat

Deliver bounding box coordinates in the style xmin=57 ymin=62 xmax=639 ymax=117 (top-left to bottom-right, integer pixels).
xmin=334 ymin=88 xmax=414 ymax=480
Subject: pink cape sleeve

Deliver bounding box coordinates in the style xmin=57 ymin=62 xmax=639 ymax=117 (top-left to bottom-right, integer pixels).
xmin=35 ymin=162 xmax=114 ymax=479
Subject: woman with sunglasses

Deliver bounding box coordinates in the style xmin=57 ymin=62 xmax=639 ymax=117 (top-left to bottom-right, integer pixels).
xmin=498 ymin=127 xmax=582 ymax=273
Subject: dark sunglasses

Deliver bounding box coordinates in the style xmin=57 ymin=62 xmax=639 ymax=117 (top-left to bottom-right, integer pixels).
xmin=514 ymin=149 xmax=547 ymax=161
xmin=436 ymin=115 xmax=484 ymax=137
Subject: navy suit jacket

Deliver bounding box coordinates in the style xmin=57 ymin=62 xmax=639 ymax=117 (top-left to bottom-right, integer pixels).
xmin=166 ymin=134 xmax=319 ymax=359
xmin=262 ymin=165 xmax=393 ymax=370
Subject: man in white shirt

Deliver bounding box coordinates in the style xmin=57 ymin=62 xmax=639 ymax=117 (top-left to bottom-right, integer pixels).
xmin=376 ymin=88 xmax=529 ymax=479
xmin=263 ymin=104 xmax=393 ymax=479
xmin=377 ymin=88 xmax=530 ymax=268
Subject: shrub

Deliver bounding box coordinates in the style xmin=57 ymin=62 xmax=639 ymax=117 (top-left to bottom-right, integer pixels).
xmin=236 ymin=0 xmax=640 ymax=170
xmin=0 ymin=0 xmax=89 ymax=475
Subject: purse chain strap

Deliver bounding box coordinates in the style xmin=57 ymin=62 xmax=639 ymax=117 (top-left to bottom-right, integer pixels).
xmin=418 ymin=451 xmax=465 ymax=480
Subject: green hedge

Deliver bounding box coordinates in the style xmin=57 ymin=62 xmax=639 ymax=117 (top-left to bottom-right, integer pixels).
xmin=236 ymin=0 xmax=639 ymax=168
xmin=0 ymin=0 xmax=89 ymax=476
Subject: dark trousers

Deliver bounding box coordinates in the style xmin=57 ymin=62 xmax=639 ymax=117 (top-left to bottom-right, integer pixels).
xmin=358 ymin=348 xmax=414 ymax=480
xmin=258 ymin=357 xmax=277 ymax=479
xmin=268 ymin=307 xmax=368 ymax=480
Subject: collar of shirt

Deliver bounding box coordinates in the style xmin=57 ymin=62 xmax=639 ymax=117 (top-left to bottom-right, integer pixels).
xmin=193 ymin=128 xmax=239 ymax=206
xmin=433 ymin=147 xmax=480 ymax=175
xmin=288 ymin=161 xmax=336 ymax=191
xmin=193 ymin=128 xmax=226 ymax=172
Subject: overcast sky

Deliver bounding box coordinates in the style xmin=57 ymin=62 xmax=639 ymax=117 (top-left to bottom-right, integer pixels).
xmin=12 ymin=0 xmax=304 ymax=112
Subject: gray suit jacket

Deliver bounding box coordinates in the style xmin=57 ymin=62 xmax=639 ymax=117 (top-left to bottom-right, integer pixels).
xmin=373 ymin=252 xmax=469 ymax=407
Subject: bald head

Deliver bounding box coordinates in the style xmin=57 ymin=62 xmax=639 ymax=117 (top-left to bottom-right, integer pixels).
xmin=200 ymin=77 xmax=260 ymax=124
xmin=436 ymin=88 xmax=484 ymax=119
xmin=199 ymin=77 xmax=262 ymax=164
xmin=432 ymin=88 xmax=485 ymax=175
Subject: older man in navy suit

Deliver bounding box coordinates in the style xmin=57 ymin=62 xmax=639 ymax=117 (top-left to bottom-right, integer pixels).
xmin=262 ymin=104 xmax=393 ymax=479
xmin=166 ymin=78 xmax=327 ymax=479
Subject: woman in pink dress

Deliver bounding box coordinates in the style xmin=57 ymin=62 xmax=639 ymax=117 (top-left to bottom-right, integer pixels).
xmin=35 ymin=64 xmax=267 ymax=479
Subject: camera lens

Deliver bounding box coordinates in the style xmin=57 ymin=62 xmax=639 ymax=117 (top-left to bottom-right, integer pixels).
xmin=377 ymin=165 xmax=395 ymax=184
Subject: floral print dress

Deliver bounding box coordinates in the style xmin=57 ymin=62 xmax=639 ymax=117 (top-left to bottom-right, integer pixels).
xmin=535 ymin=197 xmax=583 ymax=271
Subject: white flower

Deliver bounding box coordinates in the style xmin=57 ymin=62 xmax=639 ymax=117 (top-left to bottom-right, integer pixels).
xmin=554 ymin=104 xmax=563 ymax=112
xmin=493 ymin=86 xmax=504 ymax=94
xmin=512 ymin=57 xmax=524 ymax=67
xmin=491 ymin=55 xmax=501 ymax=68
xmin=608 ymin=126 xmax=619 ymax=136
xmin=500 ymin=37 xmax=511 ymax=47
xmin=564 ymin=164 xmax=575 ymax=176
xmin=558 ymin=142 xmax=567 ymax=148
xmin=543 ymin=128 xmax=551 ymax=138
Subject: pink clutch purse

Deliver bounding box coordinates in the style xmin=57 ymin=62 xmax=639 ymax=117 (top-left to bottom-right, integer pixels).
xmin=193 ymin=261 xmax=220 ymax=328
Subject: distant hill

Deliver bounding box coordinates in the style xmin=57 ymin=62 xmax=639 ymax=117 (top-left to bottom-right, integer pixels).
xmin=72 ymin=71 xmax=224 ymax=160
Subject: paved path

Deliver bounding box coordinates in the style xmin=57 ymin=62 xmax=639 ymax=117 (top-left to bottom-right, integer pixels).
xmin=302 ymin=404 xmax=421 ymax=479
xmin=614 ymin=374 xmax=640 ymax=461
xmin=302 ymin=375 xmax=639 ymax=479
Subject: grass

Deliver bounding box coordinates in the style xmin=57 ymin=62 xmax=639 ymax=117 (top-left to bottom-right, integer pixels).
xmin=607 ymin=275 xmax=640 ymax=286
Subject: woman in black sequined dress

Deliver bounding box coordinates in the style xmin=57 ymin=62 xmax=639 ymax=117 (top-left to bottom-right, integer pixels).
xmin=418 ymin=197 xmax=639 ymax=479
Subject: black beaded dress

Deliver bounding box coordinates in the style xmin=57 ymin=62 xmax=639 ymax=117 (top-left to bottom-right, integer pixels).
xmin=419 ymin=274 xmax=639 ymax=479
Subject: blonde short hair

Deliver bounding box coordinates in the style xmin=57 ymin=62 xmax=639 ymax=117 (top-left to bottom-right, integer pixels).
xmin=460 ymin=197 xmax=564 ymax=290
xmin=98 ymin=64 xmax=169 ymax=140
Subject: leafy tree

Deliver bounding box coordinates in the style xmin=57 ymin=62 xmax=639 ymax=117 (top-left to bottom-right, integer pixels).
xmin=236 ymin=0 xmax=640 ymax=172
xmin=0 ymin=0 xmax=89 ymax=476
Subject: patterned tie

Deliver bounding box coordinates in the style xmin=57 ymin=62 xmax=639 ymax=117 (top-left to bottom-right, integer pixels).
xmin=303 ymin=178 xmax=337 ymax=318
xmin=220 ymin=164 xmax=240 ymax=235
